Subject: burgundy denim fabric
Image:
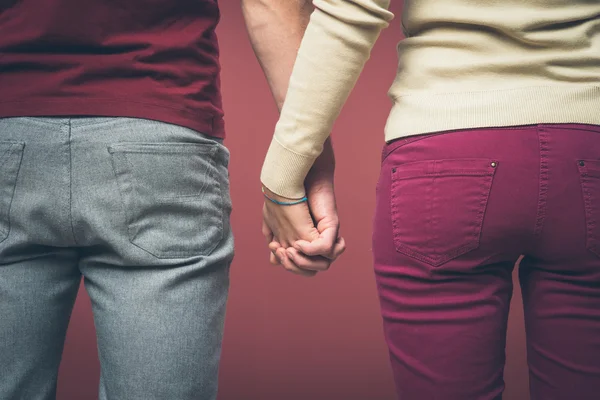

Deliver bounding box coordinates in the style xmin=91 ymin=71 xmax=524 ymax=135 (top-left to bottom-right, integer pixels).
xmin=373 ymin=124 xmax=600 ymax=400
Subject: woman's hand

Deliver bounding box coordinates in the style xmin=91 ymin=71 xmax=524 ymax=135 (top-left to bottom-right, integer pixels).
xmin=262 ymin=187 xmax=321 ymax=277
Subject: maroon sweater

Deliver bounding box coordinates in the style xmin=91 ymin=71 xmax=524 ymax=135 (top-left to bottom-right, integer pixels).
xmin=0 ymin=0 xmax=224 ymax=137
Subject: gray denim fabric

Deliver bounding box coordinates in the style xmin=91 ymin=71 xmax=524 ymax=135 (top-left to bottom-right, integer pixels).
xmin=0 ymin=117 xmax=234 ymax=400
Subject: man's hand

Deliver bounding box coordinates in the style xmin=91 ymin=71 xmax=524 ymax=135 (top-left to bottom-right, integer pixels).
xmin=263 ymin=138 xmax=345 ymax=275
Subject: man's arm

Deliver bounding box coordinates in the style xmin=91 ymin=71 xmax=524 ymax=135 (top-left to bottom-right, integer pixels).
xmin=243 ymin=0 xmax=343 ymax=275
xmin=241 ymin=0 xmax=313 ymax=111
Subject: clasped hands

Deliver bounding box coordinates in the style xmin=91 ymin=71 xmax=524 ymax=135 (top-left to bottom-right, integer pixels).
xmin=261 ymin=143 xmax=346 ymax=276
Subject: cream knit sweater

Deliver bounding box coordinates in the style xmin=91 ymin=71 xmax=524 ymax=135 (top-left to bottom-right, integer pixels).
xmin=261 ymin=0 xmax=600 ymax=199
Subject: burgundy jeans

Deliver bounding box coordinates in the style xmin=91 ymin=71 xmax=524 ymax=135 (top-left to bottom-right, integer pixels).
xmin=373 ymin=124 xmax=600 ymax=400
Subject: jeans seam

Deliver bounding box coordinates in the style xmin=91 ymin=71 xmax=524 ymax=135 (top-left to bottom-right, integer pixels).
xmin=382 ymin=135 xmax=436 ymax=162
xmin=534 ymin=127 xmax=549 ymax=236
xmin=578 ymin=165 xmax=600 ymax=257
xmin=0 ymin=143 xmax=24 ymax=243
xmin=67 ymin=120 xmax=79 ymax=245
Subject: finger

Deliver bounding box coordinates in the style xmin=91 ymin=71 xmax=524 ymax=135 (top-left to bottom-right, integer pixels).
xmin=268 ymin=241 xmax=282 ymax=253
xmin=286 ymin=248 xmax=331 ymax=272
xmin=269 ymin=251 xmax=280 ymax=265
xmin=330 ymin=236 xmax=346 ymax=260
xmin=269 ymin=237 xmax=282 ymax=265
xmin=262 ymin=220 xmax=274 ymax=244
xmin=277 ymin=248 xmax=317 ymax=277
xmin=293 ymin=227 xmax=338 ymax=258
xmin=271 ymin=232 xmax=292 ymax=249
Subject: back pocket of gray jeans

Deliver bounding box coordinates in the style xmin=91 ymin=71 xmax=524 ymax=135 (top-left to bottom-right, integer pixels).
xmin=0 ymin=142 xmax=24 ymax=244
xmin=108 ymin=143 xmax=223 ymax=258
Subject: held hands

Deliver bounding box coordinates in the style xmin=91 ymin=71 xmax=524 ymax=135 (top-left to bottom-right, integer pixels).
xmin=261 ymin=140 xmax=345 ymax=276
xmin=262 ymin=188 xmax=321 ymax=277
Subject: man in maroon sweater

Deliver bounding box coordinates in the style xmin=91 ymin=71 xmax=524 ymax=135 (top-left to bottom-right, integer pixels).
xmin=0 ymin=1 xmax=341 ymax=399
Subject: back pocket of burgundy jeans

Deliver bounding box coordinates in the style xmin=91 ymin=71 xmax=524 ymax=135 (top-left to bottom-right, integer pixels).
xmin=390 ymin=159 xmax=497 ymax=266
xmin=577 ymin=159 xmax=600 ymax=257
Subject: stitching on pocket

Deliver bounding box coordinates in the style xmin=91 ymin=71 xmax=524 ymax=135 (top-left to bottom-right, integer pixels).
xmin=390 ymin=158 xmax=497 ymax=267
xmin=108 ymin=142 xmax=223 ymax=259
xmin=0 ymin=142 xmax=25 ymax=244
xmin=578 ymin=160 xmax=600 ymax=257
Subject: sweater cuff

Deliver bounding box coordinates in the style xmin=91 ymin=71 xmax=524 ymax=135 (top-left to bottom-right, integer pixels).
xmin=260 ymin=137 xmax=317 ymax=199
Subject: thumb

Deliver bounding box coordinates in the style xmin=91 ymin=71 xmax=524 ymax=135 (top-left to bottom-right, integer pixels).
xmin=294 ymin=226 xmax=338 ymax=258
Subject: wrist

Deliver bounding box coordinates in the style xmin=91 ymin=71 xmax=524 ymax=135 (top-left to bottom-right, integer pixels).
xmin=262 ymin=186 xmax=308 ymax=206
xmin=260 ymin=137 xmax=315 ymax=199
xmin=262 ymin=186 xmax=293 ymax=202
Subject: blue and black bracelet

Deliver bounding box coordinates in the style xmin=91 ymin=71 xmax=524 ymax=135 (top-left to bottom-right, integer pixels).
xmin=262 ymin=187 xmax=308 ymax=206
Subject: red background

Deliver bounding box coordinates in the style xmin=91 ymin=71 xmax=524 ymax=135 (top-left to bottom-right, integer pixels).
xmin=56 ymin=2 xmax=530 ymax=399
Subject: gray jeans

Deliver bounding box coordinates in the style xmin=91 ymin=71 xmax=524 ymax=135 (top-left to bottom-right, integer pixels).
xmin=0 ymin=117 xmax=234 ymax=400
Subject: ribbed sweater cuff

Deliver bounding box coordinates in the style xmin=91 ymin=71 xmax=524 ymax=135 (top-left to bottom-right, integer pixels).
xmin=260 ymin=137 xmax=317 ymax=199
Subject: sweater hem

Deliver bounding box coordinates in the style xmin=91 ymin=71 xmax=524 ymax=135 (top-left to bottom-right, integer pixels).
xmin=385 ymin=85 xmax=600 ymax=142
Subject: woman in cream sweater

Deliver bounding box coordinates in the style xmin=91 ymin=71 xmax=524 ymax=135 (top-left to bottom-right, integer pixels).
xmin=260 ymin=0 xmax=600 ymax=398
